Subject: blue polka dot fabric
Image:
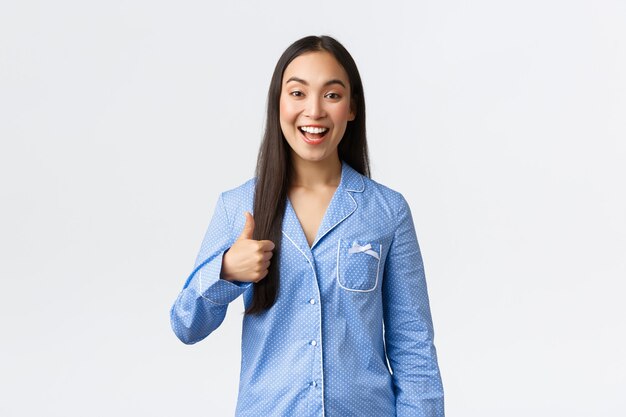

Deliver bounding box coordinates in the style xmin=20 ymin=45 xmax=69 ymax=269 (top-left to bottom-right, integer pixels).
xmin=170 ymin=160 xmax=445 ymax=416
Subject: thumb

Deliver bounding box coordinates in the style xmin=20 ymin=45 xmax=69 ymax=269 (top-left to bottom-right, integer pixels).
xmin=239 ymin=211 xmax=255 ymax=240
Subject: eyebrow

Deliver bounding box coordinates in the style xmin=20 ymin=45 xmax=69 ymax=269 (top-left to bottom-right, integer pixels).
xmin=285 ymin=76 xmax=346 ymax=88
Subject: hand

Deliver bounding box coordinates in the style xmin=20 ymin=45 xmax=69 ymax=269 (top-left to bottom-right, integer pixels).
xmin=220 ymin=211 xmax=275 ymax=283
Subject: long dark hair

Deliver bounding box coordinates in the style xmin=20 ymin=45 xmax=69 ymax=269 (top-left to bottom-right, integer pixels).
xmin=246 ymin=35 xmax=371 ymax=315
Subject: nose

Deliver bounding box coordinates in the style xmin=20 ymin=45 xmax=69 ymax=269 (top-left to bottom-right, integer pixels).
xmin=304 ymin=96 xmax=325 ymax=119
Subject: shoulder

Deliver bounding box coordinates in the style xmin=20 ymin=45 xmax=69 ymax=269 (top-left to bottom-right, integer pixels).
xmin=360 ymin=175 xmax=410 ymax=213
xmin=342 ymin=160 xmax=406 ymax=209
xmin=218 ymin=177 xmax=257 ymax=221
xmin=358 ymin=177 xmax=418 ymax=242
xmin=221 ymin=177 xmax=256 ymax=199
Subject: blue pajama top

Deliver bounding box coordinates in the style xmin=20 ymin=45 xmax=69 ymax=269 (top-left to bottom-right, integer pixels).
xmin=170 ymin=160 xmax=445 ymax=416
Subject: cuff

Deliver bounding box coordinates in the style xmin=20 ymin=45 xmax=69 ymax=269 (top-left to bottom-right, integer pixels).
xmin=195 ymin=250 xmax=252 ymax=305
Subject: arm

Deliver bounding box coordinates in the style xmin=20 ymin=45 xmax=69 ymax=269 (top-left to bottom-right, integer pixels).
xmin=170 ymin=193 xmax=252 ymax=345
xmin=382 ymin=194 xmax=445 ymax=416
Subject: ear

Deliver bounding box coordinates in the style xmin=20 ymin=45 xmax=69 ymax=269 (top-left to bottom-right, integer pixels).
xmin=348 ymin=98 xmax=357 ymax=121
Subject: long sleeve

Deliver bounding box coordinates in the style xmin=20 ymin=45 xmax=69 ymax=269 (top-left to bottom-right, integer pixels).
xmin=170 ymin=192 xmax=252 ymax=345
xmin=382 ymin=195 xmax=445 ymax=416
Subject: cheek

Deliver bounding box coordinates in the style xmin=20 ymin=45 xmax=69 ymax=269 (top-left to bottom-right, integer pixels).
xmin=279 ymin=98 xmax=298 ymax=123
xmin=332 ymin=103 xmax=353 ymax=121
xmin=279 ymin=100 xmax=297 ymax=141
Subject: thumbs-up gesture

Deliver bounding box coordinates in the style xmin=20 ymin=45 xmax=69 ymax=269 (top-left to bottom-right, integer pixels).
xmin=220 ymin=212 xmax=275 ymax=283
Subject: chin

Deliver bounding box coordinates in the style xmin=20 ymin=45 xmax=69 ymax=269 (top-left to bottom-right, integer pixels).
xmin=294 ymin=151 xmax=334 ymax=163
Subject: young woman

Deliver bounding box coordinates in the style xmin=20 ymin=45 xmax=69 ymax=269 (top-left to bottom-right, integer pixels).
xmin=170 ymin=35 xmax=445 ymax=416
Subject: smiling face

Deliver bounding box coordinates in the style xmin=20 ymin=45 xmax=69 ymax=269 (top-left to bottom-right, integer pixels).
xmin=279 ymin=51 xmax=356 ymax=166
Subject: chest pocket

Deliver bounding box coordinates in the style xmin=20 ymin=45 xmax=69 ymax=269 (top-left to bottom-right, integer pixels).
xmin=336 ymin=239 xmax=382 ymax=292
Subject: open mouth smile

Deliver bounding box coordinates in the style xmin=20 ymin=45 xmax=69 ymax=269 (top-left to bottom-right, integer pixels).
xmin=298 ymin=125 xmax=329 ymax=144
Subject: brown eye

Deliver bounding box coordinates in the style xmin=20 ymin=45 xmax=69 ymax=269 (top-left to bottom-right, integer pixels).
xmin=290 ymin=91 xmax=304 ymax=97
xmin=325 ymin=93 xmax=341 ymax=99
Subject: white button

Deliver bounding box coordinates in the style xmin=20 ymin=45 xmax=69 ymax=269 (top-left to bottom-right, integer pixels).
xmin=310 ymin=340 xmax=317 ymax=346
xmin=309 ymin=298 xmax=316 ymax=304
xmin=310 ymin=381 xmax=317 ymax=387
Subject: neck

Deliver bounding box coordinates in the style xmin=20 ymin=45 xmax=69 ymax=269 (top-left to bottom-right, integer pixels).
xmin=290 ymin=153 xmax=342 ymax=189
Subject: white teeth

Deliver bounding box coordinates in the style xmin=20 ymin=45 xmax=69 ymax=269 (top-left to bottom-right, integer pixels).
xmin=300 ymin=126 xmax=328 ymax=134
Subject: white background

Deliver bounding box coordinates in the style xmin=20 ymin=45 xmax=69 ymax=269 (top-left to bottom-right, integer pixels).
xmin=1 ymin=1 xmax=625 ymax=416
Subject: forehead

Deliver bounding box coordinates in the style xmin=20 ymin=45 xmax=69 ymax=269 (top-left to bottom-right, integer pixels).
xmin=282 ymin=51 xmax=350 ymax=86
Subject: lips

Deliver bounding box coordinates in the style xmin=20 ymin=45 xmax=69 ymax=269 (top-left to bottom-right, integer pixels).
xmin=298 ymin=125 xmax=329 ymax=144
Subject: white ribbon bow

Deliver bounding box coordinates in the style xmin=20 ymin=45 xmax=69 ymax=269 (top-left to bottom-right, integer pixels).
xmin=348 ymin=242 xmax=380 ymax=260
